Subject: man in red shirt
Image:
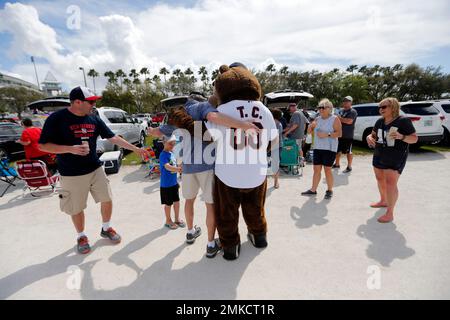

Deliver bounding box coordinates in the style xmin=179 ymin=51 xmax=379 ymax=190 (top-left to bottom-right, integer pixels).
xmin=16 ymin=118 xmax=57 ymax=173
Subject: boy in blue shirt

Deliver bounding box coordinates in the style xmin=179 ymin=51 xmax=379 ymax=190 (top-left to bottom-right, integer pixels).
xmin=159 ymin=135 xmax=185 ymax=230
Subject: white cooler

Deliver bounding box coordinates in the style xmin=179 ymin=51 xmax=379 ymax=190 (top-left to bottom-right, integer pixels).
xmin=100 ymin=151 xmax=122 ymax=174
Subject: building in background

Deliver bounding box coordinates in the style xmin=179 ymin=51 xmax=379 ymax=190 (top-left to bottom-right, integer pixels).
xmin=41 ymin=72 xmax=62 ymax=97
xmin=0 ymin=72 xmax=41 ymax=93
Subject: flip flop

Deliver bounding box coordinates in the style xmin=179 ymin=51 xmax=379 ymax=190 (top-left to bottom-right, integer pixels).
xmin=164 ymin=223 xmax=178 ymax=230
xmin=377 ymin=216 xmax=393 ymax=223
xmin=174 ymin=220 xmax=186 ymax=228
xmin=370 ymin=203 xmax=388 ymax=208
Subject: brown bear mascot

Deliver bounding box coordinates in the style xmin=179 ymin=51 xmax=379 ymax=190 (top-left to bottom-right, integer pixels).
xmin=206 ymin=65 xmax=278 ymax=260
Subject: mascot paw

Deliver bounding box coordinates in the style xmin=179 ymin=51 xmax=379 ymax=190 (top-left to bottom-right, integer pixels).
xmin=248 ymin=233 xmax=268 ymax=248
xmin=223 ymin=243 xmax=241 ymax=261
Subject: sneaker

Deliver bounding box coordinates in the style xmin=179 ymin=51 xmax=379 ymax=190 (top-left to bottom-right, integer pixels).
xmin=324 ymin=190 xmax=333 ymax=200
xmin=332 ymin=164 xmax=340 ymax=169
xmin=248 ymin=233 xmax=268 ymax=248
xmin=301 ymin=189 xmax=317 ymax=196
xmin=186 ymin=226 xmax=202 ymax=244
xmin=223 ymin=243 xmax=241 ymax=261
xmin=343 ymin=167 xmax=352 ymax=173
xmin=206 ymin=239 xmax=222 ymax=258
xmin=77 ymin=236 xmax=91 ymax=254
xmin=100 ymin=227 xmax=122 ymax=244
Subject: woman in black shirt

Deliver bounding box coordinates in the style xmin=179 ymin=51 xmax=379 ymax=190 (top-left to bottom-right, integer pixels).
xmin=366 ymin=98 xmax=418 ymax=223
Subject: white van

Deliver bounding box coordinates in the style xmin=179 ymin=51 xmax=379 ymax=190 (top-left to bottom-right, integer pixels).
xmin=352 ymin=101 xmax=444 ymax=146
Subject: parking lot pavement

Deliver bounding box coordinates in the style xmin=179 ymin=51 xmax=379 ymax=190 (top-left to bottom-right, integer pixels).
xmin=1 ymin=152 xmax=450 ymax=300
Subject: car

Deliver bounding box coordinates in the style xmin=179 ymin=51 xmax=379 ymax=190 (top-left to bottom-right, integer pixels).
xmin=152 ymin=112 xmax=167 ymax=124
xmin=93 ymin=107 xmax=147 ymax=157
xmin=27 ymin=97 xmax=71 ymax=112
xmin=352 ymin=101 xmax=444 ymax=147
xmin=0 ymin=122 xmax=24 ymax=159
xmin=262 ymin=89 xmax=315 ymax=124
xmin=427 ymin=100 xmax=450 ymax=145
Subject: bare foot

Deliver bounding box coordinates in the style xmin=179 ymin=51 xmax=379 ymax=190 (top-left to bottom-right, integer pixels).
xmin=377 ymin=214 xmax=393 ymax=223
xmin=274 ymin=181 xmax=280 ymax=189
xmin=370 ymin=201 xmax=388 ymax=208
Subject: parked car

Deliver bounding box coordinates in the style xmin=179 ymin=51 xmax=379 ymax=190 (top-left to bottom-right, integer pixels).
xmin=0 ymin=122 xmax=24 ymax=159
xmin=27 ymin=97 xmax=71 ymax=113
xmin=93 ymin=107 xmax=147 ymax=157
xmin=263 ymin=89 xmax=314 ymax=123
xmin=352 ymin=101 xmax=444 ymax=147
xmin=428 ymin=100 xmax=450 ymax=145
xmin=152 ymin=112 xmax=167 ymax=124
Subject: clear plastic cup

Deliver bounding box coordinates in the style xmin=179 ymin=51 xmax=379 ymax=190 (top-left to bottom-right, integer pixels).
xmin=387 ymin=127 xmax=398 ymax=147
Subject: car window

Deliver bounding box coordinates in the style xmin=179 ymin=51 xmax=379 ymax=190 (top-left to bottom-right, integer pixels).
xmin=401 ymin=103 xmax=439 ymax=115
xmin=353 ymin=106 xmax=379 ymax=117
xmin=104 ymin=111 xmax=118 ymax=123
xmin=441 ymin=104 xmax=450 ymax=114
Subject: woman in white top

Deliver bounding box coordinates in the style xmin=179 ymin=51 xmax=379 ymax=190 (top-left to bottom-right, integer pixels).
xmin=301 ymin=99 xmax=342 ymax=199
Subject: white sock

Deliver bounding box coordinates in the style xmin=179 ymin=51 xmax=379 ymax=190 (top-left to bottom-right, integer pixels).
xmin=188 ymin=228 xmax=196 ymax=235
xmin=102 ymin=221 xmax=110 ymax=231
xmin=77 ymin=232 xmax=86 ymax=239
xmin=207 ymin=240 xmax=216 ymax=248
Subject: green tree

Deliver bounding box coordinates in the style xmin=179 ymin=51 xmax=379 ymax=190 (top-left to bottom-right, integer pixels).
xmin=87 ymin=69 xmax=99 ymax=93
xmin=0 ymin=87 xmax=45 ymax=118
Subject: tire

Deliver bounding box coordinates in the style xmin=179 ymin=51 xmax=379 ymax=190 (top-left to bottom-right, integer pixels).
xmin=138 ymin=132 xmax=146 ymax=147
xmin=441 ymin=127 xmax=450 ymax=146
xmin=362 ymin=128 xmax=373 ymax=148
xmin=0 ymin=148 xmax=8 ymax=159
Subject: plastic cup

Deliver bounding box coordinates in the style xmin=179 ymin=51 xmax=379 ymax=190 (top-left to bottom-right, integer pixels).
xmin=387 ymin=127 xmax=398 ymax=147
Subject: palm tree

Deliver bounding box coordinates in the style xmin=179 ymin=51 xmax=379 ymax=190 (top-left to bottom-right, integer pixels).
xmin=115 ymin=69 xmax=126 ymax=90
xmin=265 ymin=64 xmax=276 ymax=73
xmin=87 ymin=69 xmax=99 ymax=93
xmin=159 ymin=67 xmax=169 ymax=94
xmin=140 ymin=67 xmax=150 ymax=82
xmin=104 ymin=71 xmax=117 ymax=85
xmin=198 ymin=66 xmax=209 ymax=93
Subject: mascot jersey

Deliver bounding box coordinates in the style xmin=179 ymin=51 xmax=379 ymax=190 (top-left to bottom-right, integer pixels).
xmin=206 ymin=100 xmax=278 ymax=189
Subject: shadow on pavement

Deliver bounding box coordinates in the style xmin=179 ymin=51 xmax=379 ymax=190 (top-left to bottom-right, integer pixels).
xmin=356 ymin=212 xmax=415 ymax=267
xmin=290 ymin=197 xmax=329 ymax=229
xmin=121 ymin=165 xmax=148 ymax=183
xmin=79 ymin=241 xmax=261 ymax=299
xmin=109 ymin=228 xmax=169 ymax=275
xmin=0 ymin=241 xmax=104 ymax=299
xmin=333 ymin=172 xmax=350 ymax=187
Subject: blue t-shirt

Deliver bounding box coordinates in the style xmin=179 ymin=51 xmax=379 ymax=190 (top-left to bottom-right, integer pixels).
xmin=159 ymin=99 xmax=218 ymax=174
xmin=159 ymin=150 xmax=178 ymax=188
xmin=39 ymin=108 xmax=115 ymax=176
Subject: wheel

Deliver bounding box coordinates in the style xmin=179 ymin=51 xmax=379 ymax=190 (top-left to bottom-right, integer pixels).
xmin=362 ymin=128 xmax=373 ymax=148
xmin=0 ymin=148 xmax=8 ymax=159
xmin=441 ymin=127 xmax=450 ymax=146
xmin=138 ymin=132 xmax=146 ymax=147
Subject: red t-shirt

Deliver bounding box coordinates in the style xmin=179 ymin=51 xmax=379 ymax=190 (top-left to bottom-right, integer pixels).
xmin=21 ymin=127 xmax=49 ymax=159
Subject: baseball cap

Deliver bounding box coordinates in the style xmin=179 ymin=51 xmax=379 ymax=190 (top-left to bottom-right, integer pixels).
xmin=69 ymin=86 xmax=102 ymax=102
xmin=162 ymin=134 xmax=177 ymax=144
xmin=343 ymin=96 xmax=353 ymax=102
xmin=229 ymin=62 xmax=248 ymax=69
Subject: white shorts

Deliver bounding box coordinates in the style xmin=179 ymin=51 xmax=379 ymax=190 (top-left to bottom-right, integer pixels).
xmin=181 ymin=169 xmax=214 ymax=204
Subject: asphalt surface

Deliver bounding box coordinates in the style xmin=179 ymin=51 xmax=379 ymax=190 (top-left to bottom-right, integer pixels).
xmin=1 ymin=152 xmax=449 ymax=299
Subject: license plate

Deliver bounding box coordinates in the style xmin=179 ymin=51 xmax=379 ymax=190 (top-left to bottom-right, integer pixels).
xmin=424 ymin=120 xmax=433 ymax=127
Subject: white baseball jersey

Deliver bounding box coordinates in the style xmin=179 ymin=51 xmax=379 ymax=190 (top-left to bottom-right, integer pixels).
xmin=206 ymin=100 xmax=278 ymax=188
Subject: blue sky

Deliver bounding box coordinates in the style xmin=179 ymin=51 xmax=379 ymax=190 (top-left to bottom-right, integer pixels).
xmin=1 ymin=0 xmax=449 ymax=91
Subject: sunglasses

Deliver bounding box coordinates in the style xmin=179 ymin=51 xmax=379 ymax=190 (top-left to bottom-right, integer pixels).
xmin=318 ymin=106 xmax=328 ymax=110
xmin=379 ymin=105 xmax=389 ymax=110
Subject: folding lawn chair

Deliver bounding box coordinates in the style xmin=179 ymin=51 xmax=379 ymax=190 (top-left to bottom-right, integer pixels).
xmin=1 ymin=157 xmax=19 ymax=197
xmin=16 ymin=160 xmax=60 ymax=197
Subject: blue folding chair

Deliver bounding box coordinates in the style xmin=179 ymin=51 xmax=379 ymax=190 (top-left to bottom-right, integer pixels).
xmin=1 ymin=157 xmax=19 ymax=197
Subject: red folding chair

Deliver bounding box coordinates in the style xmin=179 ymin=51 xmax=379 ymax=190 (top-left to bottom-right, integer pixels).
xmin=16 ymin=160 xmax=60 ymax=197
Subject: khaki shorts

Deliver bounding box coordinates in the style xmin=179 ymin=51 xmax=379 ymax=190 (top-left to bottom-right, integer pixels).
xmin=58 ymin=167 xmax=113 ymax=216
xmin=181 ymin=169 xmax=214 ymax=204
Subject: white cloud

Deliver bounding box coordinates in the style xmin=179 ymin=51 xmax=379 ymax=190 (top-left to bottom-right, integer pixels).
xmin=0 ymin=0 xmax=449 ymax=92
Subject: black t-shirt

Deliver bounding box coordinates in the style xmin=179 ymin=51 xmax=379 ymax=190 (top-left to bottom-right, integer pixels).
xmin=339 ymin=108 xmax=358 ymax=139
xmin=373 ymin=116 xmax=416 ymax=154
xmin=39 ymin=108 xmax=115 ymax=176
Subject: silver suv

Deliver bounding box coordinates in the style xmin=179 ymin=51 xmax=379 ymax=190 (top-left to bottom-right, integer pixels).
xmin=93 ymin=107 xmax=146 ymax=156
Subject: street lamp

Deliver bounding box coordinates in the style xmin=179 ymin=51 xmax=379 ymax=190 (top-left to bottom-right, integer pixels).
xmin=79 ymin=67 xmax=87 ymax=87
